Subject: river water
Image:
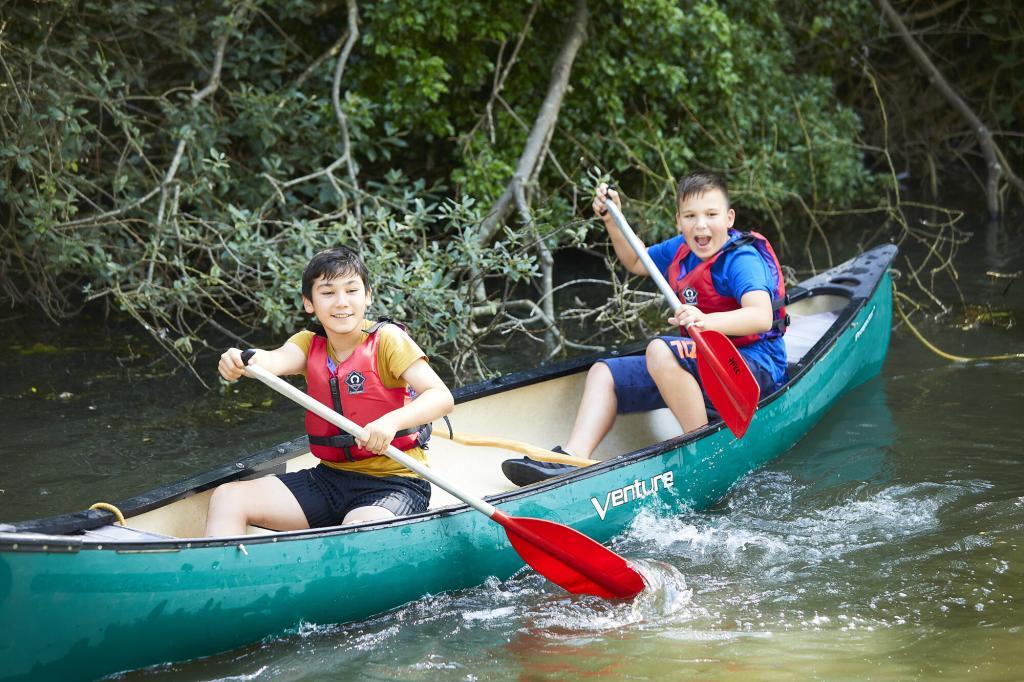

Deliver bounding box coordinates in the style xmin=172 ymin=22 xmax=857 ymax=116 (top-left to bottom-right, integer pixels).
xmin=1 ymin=215 xmax=1022 ymax=680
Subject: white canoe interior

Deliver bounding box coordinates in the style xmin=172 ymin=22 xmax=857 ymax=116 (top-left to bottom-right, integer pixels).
xmin=113 ymin=294 xmax=845 ymax=541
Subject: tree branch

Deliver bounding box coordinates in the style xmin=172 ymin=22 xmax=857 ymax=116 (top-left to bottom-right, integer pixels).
xmin=477 ymin=0 xmax=589 ymax=246
xmin=876 ymin=0 xmax=1023 ymax=219
xmin=901 ymin=0 xmax=964 ymax=23
xmin=332 ymin=0 xmax=362 ymax=222
xmin=512 ymin=178 xmax=556 ymax=347
xmin=464 ymin=0 xmax=541 ymax=148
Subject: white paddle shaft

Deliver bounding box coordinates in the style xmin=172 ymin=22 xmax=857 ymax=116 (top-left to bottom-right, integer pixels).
xmin=605 ymin=201 xmax=683 ymax=311
xmin=243 ymin=363 xmax=497 ymax=518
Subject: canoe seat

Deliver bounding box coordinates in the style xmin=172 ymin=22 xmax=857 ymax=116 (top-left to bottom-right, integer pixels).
xmin=82 ymin=524 xmax=174 ymax=542
xmin=785 ymin=310 xmax=839 ymax=364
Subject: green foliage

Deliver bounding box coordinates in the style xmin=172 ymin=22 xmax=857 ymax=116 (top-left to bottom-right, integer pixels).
xmin=781 ymin=0 xmax=1024 ymax=189
xmin=3 ymin=0 xmax=948 ymax=381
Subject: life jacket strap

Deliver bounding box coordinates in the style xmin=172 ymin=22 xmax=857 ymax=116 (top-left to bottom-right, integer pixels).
xmin=366 ymin=318 xmax=390 ymax=334
xmin=730 ymin=233 xmax=789 ymax=331
xmin=327 ymin=375 xmax=353 ymax=461
xmin=308 ymin=425 xmax=423 ymax=450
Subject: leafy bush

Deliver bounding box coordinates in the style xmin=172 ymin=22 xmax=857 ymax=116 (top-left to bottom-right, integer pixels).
xmin=1 ymin=0 xmax=890 ymax=382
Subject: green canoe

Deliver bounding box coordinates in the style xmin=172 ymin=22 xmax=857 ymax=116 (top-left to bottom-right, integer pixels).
xmin=0 ymin=245 xmax=897 ymax=680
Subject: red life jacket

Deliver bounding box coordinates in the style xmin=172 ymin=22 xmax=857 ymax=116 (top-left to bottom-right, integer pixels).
xmin=665 ymin=231 xmax=787 ymax=347
xmin=305 ymin=322 xmax=427 ymax=462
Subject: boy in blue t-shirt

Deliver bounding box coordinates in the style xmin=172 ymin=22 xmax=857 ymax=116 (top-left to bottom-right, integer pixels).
xmin=503 ymin=172 xmax=787 ymax=486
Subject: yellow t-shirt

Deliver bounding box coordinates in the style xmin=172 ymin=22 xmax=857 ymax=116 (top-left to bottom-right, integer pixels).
xmin=287 ymin=321 xmax=429 ymax=478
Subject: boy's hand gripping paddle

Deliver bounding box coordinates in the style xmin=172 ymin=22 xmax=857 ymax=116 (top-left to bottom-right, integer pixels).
xmin=603 ymin=201 xmax=760 ymax=438
xmin=239 ymin=351 xmax=646 ymax=600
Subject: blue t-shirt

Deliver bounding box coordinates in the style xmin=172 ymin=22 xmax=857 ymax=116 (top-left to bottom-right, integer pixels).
xmin=647 ymin=233 xmax=788 ymax=385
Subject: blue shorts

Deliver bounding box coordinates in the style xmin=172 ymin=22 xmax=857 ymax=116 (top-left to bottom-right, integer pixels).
xmin=277 ymin=464 xmax=431 ymax=528
xmin=603 ymin=336 xmax=778 ymax=414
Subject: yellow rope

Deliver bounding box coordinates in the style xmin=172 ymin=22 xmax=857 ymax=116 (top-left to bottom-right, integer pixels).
xmin=434 ymin=430 xmax=594 ymax=467
xmin=89 ymin=502 xmax=126 ymax=526
xmin=894 ymin=286 xmax=1024 ymax=363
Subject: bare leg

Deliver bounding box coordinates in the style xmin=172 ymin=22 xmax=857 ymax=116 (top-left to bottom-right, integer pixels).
xmin=646 ymin=340 xmax=709 ymax=433
xmin=343 ymin=505 xmax=397 ymax=525
xmin=204 ymin=475 xmax=309 ymax=537
xmin=564 ymin=361 xmax=618 ymax=459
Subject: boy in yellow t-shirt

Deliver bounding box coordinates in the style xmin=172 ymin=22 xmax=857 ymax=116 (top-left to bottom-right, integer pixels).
xmin=206 ymin=246 xmax=454 ymax=536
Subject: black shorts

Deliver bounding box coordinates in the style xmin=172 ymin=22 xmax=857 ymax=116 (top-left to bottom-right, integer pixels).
xmin=277 ymin=464 xmax=431 ymax=528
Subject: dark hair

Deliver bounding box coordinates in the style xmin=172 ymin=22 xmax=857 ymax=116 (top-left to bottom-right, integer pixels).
xmin=676 ymin=171 xmax=730 ymax=208
xmin=301 ymin=246 xmax=369 ymax=300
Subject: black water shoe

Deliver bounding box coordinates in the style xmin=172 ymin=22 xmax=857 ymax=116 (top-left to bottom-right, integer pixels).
xmin=501 ymin=447 xmax=578 ymax=487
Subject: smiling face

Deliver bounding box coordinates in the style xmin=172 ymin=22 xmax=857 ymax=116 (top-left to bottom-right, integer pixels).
xmin=302 ymin=271 xmax=371 ymax=336
xmin=676 ymin=188 xmax=735 ymax=260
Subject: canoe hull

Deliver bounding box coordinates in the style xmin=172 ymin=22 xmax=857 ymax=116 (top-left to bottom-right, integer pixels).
xmin=0 ymin=256 xmax=894 ymax=680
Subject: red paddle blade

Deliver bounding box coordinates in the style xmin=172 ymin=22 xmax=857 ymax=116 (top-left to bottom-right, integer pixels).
xmin=692 ymin=328 xmax=760 ymax=438
xmin=492 ymin=511 xmax=645 ymax=599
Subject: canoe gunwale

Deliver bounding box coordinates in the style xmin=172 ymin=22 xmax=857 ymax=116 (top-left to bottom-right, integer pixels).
xmin=0 ymin=436 xmax=313 ymax=538
xmin=1 ymin=245 xmax=898 ymax=551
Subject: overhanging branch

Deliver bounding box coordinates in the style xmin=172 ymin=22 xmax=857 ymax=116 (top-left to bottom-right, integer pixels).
xmin=477 ymin=0 xmax=589 ymax=246
xmin=876 ymin=0 xmax=1024 ymax=219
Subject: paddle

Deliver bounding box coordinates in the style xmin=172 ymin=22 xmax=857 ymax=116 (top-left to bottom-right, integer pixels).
xmin=434 ymin=429 xmax=594 ymax=467
xmin=239 ymin=352 xmax=645 ymax=600
xmin=604 ymin=200 xmax=760 ymax=438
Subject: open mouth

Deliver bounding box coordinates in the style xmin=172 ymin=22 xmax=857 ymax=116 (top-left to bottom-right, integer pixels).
xmin=693 ymin=235 xmax=712 ymax=249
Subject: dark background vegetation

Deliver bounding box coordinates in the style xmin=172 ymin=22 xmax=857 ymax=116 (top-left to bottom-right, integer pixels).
xmin=2 ymin=0 xmax=1021 ymax=384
